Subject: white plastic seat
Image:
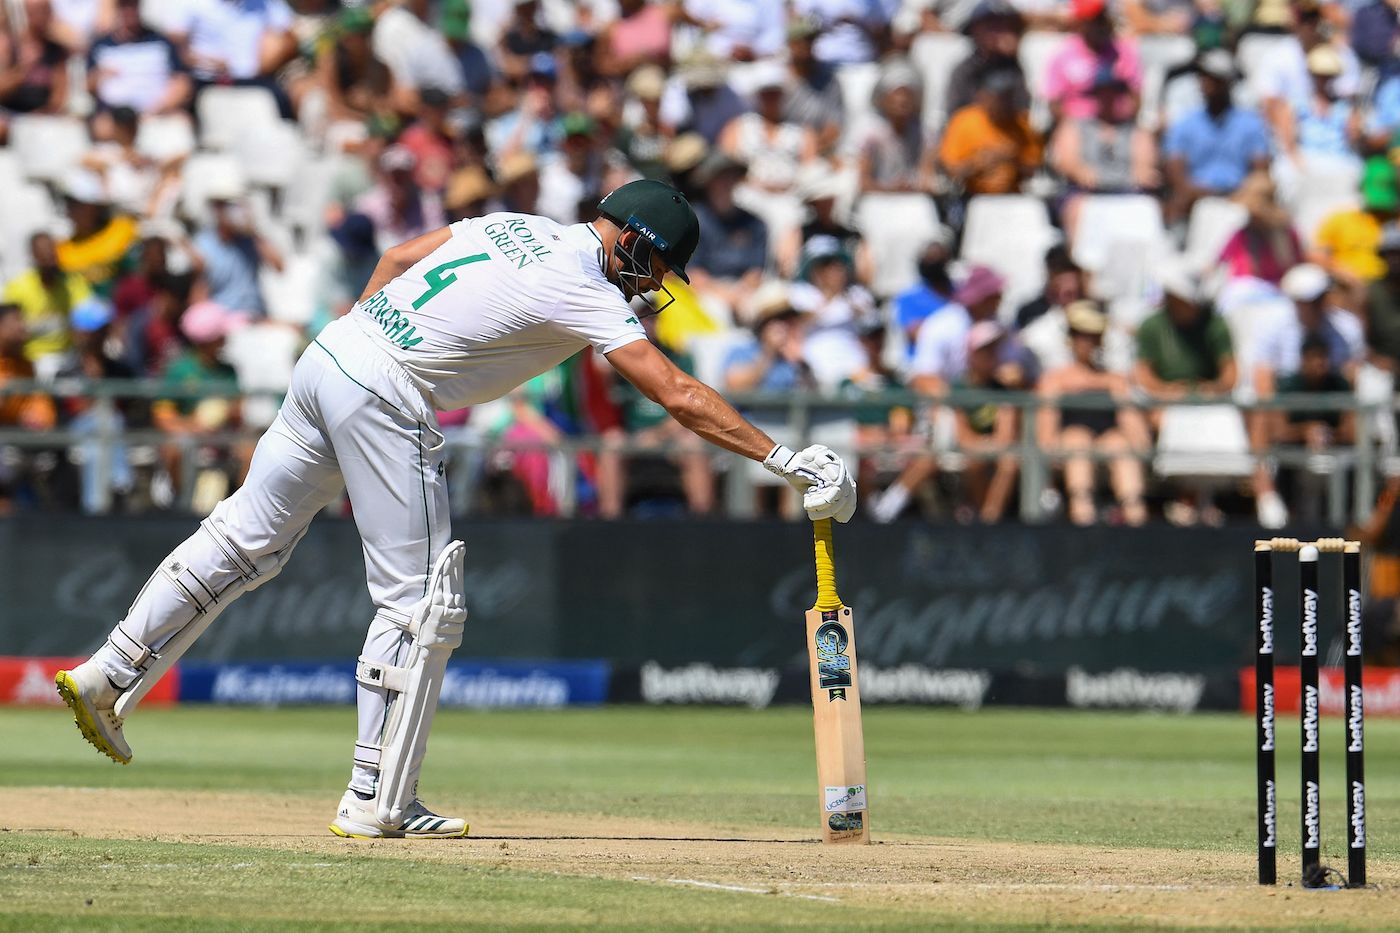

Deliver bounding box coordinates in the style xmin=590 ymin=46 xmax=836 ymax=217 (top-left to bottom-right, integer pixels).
xmin=1019 ymin=31 xmax=1073 ymax=129
xmin=1152 ymin=404 xmax=1254 ymax=478
xmin=853 ymin=192 xmax=940 ymax=298
xmin=1070 ymin=194 xmax=1166 ymax=274
xmin=231 ymin=119 xmax=307 ymax=189
xmin=960 ymin=195 xmax=1059 ymax=316
xmin=135 ymin=114 xmax=197 ymax=161
xmin=0 ymin=182 xmax=57 ymax=280
xmin=196 ymin=85 xmax=283 ymax=151
xmin=178 ymin=153 xmax=246 ymax=226
xmin=1236 ymin=34 xmax=1299 ymax=98
xmin=1183 ymin=197 xmax=1248 ymax=271
xmin=224 ymin=322 xmax=302 ymax=429
xmin=835 ymin=62 xmax=882 ymax=128
xmin=9 ymin=115 xmax=90 ymax=183
xmin=909 ymin=31 xmax=972 ymax=132
xmin=259 ymin=251 xmax=318 ymax=327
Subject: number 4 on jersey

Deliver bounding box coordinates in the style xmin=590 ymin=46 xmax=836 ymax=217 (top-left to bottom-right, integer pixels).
xmin=412 ymin=253 xmax=491 ymax=310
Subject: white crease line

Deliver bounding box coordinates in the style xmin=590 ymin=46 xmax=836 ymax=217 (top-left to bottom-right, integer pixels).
xmin=632 ymin=875 xmax=839 ymax=902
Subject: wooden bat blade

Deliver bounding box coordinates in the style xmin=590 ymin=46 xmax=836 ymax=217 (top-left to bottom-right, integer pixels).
xmin=807 ymin=604 xmax=870 ymax=844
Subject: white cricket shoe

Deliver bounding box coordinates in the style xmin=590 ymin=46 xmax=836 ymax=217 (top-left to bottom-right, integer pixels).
xmin=329 ymin=791 xmax=469 ymax=839
xmin=55 ymin=661 xmax=132 ymax=764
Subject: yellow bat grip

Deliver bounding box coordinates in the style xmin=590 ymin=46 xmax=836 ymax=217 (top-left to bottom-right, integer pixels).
xmin=811 ymin=518 xmax=843 ymax=611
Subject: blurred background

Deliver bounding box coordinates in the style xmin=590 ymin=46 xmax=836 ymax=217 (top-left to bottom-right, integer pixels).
xmin=2 ymin=0 xmax=1400 ymax=710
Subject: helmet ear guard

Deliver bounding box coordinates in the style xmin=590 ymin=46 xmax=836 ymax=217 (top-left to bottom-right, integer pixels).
xmin=612 ymin=226 xmax=676 ymax=316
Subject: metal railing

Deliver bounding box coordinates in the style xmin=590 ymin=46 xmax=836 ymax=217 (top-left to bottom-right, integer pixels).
xmin=0 ymin=378 xmax=1392 ymax=522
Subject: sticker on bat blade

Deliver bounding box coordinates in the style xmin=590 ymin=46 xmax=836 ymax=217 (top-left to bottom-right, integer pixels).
xmin=825 ymin=785 xmax=867 ymax=813
xmin=828 ymin=811 xmax=864 ymax=833
xmin=814 ymin=619 xmax=852 ymax=698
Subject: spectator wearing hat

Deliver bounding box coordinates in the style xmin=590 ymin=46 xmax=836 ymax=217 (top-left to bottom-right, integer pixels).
xmin=194 ymin=172 xmax=283 ymax=317
xmin=1255 ymin=1 xmax=1360 ymax=131
xmin=372 ymin=0 xmax=466 ymax=113
xmin=893 ymin=231 xmax=956 ymax=351
xmin=168 ymin=0 xmax=299 ymax=118
xmin=600 ymin=0 xmax=673 ymax=78
xmin=0 ymin=0 xmax=70 ymax=138
xmin=57 ymin=168 xmax=141 ymax=299
xmin=1269 ymin=333 xmax=1357 ymax=523
xmin=354 ymin=145 xmax=447 ymax=254
xmin=945 ymin=0 xmax=1029 ymax=117
xmin=661 ymin=51 xmax=748 ymax=145
xmin=1134 ymin=265 xmax=1236 ymax=404
xmin=953 ymin=320 xmax=1023 ymax=523
xmin=1038 ymin=300 xmax=1149 ymax=526
xmin=538 ymin=112 xmax=605 ymax=224
xmin=0 ymin=303 xmax=57 ymax=513
xmin=3 ymin=232 xmax=92 ymax=375
xmin=56 ymin=298 xmax=142 ymax=513
xmin=497 ymin=0 xmax=557 ymax=84
xmin=852 ymin=58 xmax=931 ymax=194
xmin=778 ymin=163 xmax=869 ymax=281
xmin=1364 ymin=224 xmax=1400 ymax=372
xmin=152 ymin=299 xmax=244 ymax=505
xmin=1051 ymin=66 xmax=1159 ymax=235
xmin=1250 ymin=263 xmax=1363 ymax=527
xmin=1272 ymin=45 xmax=1362 ymax=184
xmin=939 ymin=66 xmax=1042 ymax=196
xmin=910 ymin=264 xmax=1009 ymax=394
xmin=1162 ymin=50 xmax=1271 ymax=223
xmin=718 ymin=61 xmax=816 ymax=194
xmin=444 ymin=165 xmax=498 ymax=222
xmin=438 ymin=0 xmax=496 ymax=102
xmin=689 ymin=152 xmax=768 ymax=319
xmin=1312 ymin=157 xmax=1398 ymax=294
xmin=1043 ymin=0 xmax=1141 ymax=125
xmin=783 ymin=15 xmax=844 ymax=157
xmin=87 ymin=0 xmax=192 ymax=117
xmin=790 ymin=235 xmax=878 ymax=389
xmin=616 ymin=65 xmax=672 ymax=180
xmin=495 ymin=150 xmax=542 ymax=214
xmin=679 ymin=0 xmax=786 ymax=62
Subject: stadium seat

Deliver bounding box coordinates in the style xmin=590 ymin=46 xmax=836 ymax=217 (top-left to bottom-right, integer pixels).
xmin=909 ymin=31 xmax=972 ymax=133
xmin=231 ymin=119 xmax=307 ymax=189
xmin=9 ymin=115 xmax=90 ymax=184
xmin=1287 ymin=156 xmax=1363 ymax=246
xmin=196 ymin=86 xmax=283 ymax=151
xmin=136 ymin=115 xmax=197 ymax=162
xmin=960 ymin=195 xmax=1059 ymax=315
xmin=1236 ymin=33 xmax=1299 ymax=98
xmin=224 ymin=322 xmax=301 ymax=429
xmin=259 ymin=250 xmax=318 ymax=327
xmin=1183 ymin=197 xmax=1248 ymax=272
xmin=0 ymin=183 xmax=57 ymax=280
xmin=1019 ymin=31 xmax=1073 ymax=129
xmin=178 ymin=153 xmax=247 ymax=226
xmin=835 ymin=62 xmax=881 ymax=127
xmin=1136 ymin=35 xmax=1196 ymax=131
xmin=854 ymin=192 xmax=941 ymax=298
xmin=1152 ymin=404 xmax=1254 ymax=478
xmin=1070 ymin=195 xmax=1167 ymax=274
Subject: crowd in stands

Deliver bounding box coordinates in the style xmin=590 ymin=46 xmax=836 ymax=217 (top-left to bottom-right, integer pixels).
xmin=0 ymin=0 xmax=1398 ymax=527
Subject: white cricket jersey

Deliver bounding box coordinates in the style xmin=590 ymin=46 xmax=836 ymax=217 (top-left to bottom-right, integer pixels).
xmin=349 ymin=213 xmax=647 ymax=410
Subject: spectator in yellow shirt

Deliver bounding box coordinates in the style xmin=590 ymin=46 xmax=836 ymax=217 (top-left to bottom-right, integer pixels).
xmin=1 ymin=231 xmax=91 ymax=375
xmin=1311 ymin=156 xmax=1397 ymax=306
xmin=56 ymin=170 xmax=140 ymax=298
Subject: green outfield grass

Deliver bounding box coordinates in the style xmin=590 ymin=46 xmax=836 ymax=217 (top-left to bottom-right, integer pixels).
xmin=1 ymin=705 xmax=1396 ymax=930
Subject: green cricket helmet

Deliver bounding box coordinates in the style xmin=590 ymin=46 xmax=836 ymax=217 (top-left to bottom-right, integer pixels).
xmin=597 ymin=180 xmax=700 ymax=304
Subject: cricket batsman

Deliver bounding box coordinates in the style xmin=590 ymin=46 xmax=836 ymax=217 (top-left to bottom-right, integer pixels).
xmin=54 ymin=180 xmax=857 ymax=839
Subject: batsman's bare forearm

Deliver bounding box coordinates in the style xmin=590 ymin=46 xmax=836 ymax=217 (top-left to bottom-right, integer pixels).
xmin=357 ymin=226 xmax=453 ymax=305
xmin=606 ymin=339 xmax=775 ymax=460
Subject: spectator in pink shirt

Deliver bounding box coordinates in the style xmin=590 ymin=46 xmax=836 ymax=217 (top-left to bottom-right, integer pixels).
xmin=1042 ymin=0 xmax=1140 ymax=124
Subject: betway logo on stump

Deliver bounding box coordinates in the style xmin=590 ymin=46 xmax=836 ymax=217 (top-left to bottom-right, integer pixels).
xmin=1350 ymin=781 xmax=1367 ymax=848
xmin=1262 ymin=779 xmax=1277 ymax=848
xmin=1347 ymin=589 xmax=1362 ymax=656
xmin=1348 ymin=684 xmax=1365 ymax=752
xmin=1258 ymin=586 xmax=1274 ymax=654
xmin=1260 ymin=682 xmax=1275 ymax=752
xmin=1301 ymin=589 xmax=1319 ymax=657
xmin=1066 ymin=667 xmax=1205 ymax=712
xmin=1303 ymin=780 xmax=1321 ymax=850
xmin=1302 ymin=685 xmax=1320 ymax=752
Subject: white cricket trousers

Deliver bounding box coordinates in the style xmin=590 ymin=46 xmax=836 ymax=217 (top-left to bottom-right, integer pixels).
xmin=94 ymin=315 xmax=451 ymax=794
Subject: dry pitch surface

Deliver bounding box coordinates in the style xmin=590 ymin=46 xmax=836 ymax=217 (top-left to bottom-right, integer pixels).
xmin=1 ymin=707 xmax=1396 ymax=930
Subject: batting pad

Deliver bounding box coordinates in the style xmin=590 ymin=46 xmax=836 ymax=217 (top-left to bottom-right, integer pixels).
xmin=355 ymin=540 xmax=467 ymax=826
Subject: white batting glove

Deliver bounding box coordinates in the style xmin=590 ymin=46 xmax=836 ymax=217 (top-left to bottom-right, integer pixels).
xmin=762 ymin=444 xmax=858 ymax=523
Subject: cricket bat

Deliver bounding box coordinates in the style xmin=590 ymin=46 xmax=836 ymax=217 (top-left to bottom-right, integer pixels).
xmin=807 ymin=518 xmax=870 ymax=844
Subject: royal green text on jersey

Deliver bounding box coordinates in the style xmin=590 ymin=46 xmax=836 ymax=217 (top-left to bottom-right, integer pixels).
xmin=362 ymin=289 xmax=423 ymax=349
xmin=483 ymin=217 xmax=553 ymax=269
